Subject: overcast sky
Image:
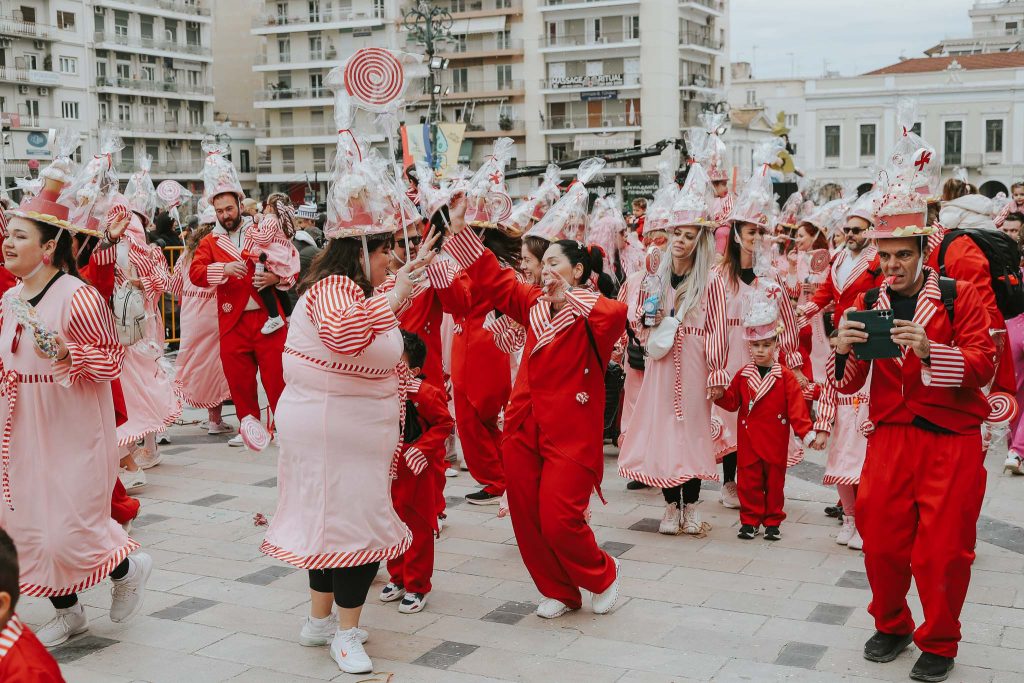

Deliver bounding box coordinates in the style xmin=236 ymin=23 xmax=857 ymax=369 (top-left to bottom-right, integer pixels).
xmin=730 ymin=0 xmax=974 ymax=79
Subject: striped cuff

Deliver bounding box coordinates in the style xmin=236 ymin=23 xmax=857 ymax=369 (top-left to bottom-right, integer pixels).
xmin=403 ymin=447 xmax=428 ymax=475
xmin=785 ymin=351 xmax=804 ymax=369
xmin=798 ymin=302 xmax=820 ymax=318
xmin=426 ymin=261 xmax=455 ymax=289
xmin=921 ymin=343 xmax=966 ymax=388
xmin=206 ymin=263 xmax=227 ymax=286
xmin=366 ymin=294 xmax=400 ymax=335
xmin=445 ymin=228 xmax=485 ymax=270
xmin=565 ymin=289 xmax=600 ymax=318
xmin=92 ymin=245 xmax=117 ymax=267
xmin=707 ymin=369 xmax=730 ymax=389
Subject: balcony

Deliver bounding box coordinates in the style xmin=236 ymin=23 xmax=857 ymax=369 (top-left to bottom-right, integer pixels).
xmin=437 ymin=37 xmax=525 ymax=60
xmin=678 ymin=0 xmax=724 ymax=15
xmin=109 ymin=120 xmax=211 ymax=137
xmin=96 ymin=0 xmax=211 ymax=19
xmin=540 ymin=31 xmax=640 ymax=52
xmin=679 ymin=31 xmax=724 ymax=53
xmin=95 ymin=77 xmax=214 ymax=98
xmin=543 ymin=112 xmax=640 ymax=133
xmin=254 ymin=47 xmax=340 ymax=70
xmin=116 ymin=159 xmax=203 ymax=175
xmin=254 ymin=86 xmax=331 ymax=107
xmin=450 ymin=0 xmax=524 ymax=18
xmin=93 ymin=32 xmax=212 ymax=59
xmin=251 ymin=8 xmax=385 ymax=35
xmin=0 ymin=15 xmax=54 ymax=40
xmin=541 ymin=73 xmax=640 ymax=91
xmin=464 ymin=118 xmax=525 ymax=138
xmin=679 ymin=74 xmax=721 ymax=90
xmin=540 ymin=0 xmax=640 ymax=12
xmin=0 ymin=66 xmax=59 ymax=86
xmin=406 ymin=79 xmax=525 ymax=105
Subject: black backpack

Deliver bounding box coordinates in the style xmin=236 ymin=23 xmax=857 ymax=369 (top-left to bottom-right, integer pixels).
xmin=937 ymin=228 xmax=1024 ymax=319
xmin=864 ymin=276 xmax=957 ymax=322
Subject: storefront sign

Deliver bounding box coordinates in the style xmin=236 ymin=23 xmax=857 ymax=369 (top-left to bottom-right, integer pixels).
xmin=549 ymin=74 xmax=624 ymax=89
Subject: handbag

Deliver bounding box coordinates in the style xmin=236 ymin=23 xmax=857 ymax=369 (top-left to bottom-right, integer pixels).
xmin=112 ymin=281 xmax=147 ymax=347
xmin=645 ymin=313 xmax=680 ymax=360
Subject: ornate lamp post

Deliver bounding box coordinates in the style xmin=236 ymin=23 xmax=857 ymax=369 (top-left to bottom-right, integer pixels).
xmin=403 ymin=1 xmax=452 ymax=171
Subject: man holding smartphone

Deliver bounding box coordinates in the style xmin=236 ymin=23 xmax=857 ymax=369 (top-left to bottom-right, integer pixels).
xmin=831 ymin=189 xmax=995 ymax=683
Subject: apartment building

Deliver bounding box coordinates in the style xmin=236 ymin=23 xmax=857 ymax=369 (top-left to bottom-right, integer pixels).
xmin=926 ymin=0 xmax=1024 ymax=57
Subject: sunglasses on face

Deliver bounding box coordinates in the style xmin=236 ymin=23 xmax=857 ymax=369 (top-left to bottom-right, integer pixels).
xmin=842 ymin=227 xmax=865 ymax=235
xmin=401 ymin=236 xmax=422 ymax=248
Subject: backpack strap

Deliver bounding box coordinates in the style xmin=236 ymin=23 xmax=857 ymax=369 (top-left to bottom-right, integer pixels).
xmin=936 ymin=229 xmax=961 ymax=278
xmin=583 ymin=320 xmax=606 ymax=370
xmin=938 ymin=276 xmax=957 ymax=323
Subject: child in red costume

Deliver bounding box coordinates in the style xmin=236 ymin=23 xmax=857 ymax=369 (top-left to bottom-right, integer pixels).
xmin=380 ymin=331 xmax=454 ymax=615
xmin=716 ymin=283 xmax=825 ymax=540
xmin=0 ymin=530 xmax=64 ymax=681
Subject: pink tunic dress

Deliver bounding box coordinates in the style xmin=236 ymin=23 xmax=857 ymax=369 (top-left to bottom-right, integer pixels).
xmin=169 ymin=252 xmax=231 ymax=409
xmin=0 ymin=276 xmax=137 ymax=596
xmin=814 ymin=380 xmax=869 ymax=485
xmin=617 ymin=272 xmax=645 ymax=438
xmin=114 ymin=234 xmax=182 ymax=446
xmin=617 ymin=276 xmax=729 ymax=487
xmin=249 ymin=215 xmax=301 ymax=280
xmin=261 ymin=275 xmax=411 ymax=568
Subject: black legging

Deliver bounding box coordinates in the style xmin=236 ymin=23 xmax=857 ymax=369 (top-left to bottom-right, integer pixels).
xmin=308 ymin=562 xmax=380 ymax=609
xmin=49 ymin=557 xmax=130 ymax=609
xmin=722 ymin=452 xmax=737 ymax=483
xmin=663 ymin=478 xmax=702 ymax=506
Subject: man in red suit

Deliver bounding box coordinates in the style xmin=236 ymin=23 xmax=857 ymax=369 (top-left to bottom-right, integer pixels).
xmin=189 ymin=155 xmax=292 ymax=444
xmin=834 ymin=201 xmax=995 ymax=682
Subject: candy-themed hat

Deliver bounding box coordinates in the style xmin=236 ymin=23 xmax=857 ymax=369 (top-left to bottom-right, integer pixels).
xmin=743 ymin=281 xmax=785 ymax=341
xmin=527 ymin=157 xmax=605 ymax=242
xmin=5 ymin=180 xmax=102 ymax=238
xmin=889 ymin=98 xmax=940 ymax=202
xmin=500 ymin=164 xmax=562 ymax=238
xmin=671 ymin=133 xmax=715 ymax=228
xmin=729 ymin=138 xmax=783 ymax=229
xmin=867 ymin=180 xmax=933 ymax=239
xmin=848 ymin=186 xmax=880 ymax=225
xmin=202 ymin=138 xmax=245 ymax=203
xmin=124 ymin=153 xmax=159 ymax=225
xmin=465 ymin=137 xmax=515 ymax=230
xmin=587 ymin=193 xmax=625 ymax=273
xmin=325 ymin=144 xmax=393 ymax=240
xmin=697 ymin=111 xmax=730 ymax=183
xmin=777 ymin=191 xmax=806 ymax=230
xmin=642 ymin=150 xmax=682 ymax=235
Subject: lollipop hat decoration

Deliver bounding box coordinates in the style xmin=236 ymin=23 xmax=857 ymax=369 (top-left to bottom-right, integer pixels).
xmin=124 ymin=153 xmax=159 ymax=225
xmin=642 ymin=149 xmax=682 ymax=234
xmin=57 ymin=128 xmax=122 ymax=232
xmin=697 ymin=110 xmax=730 ymax=183
xmin=890 ymin=98 xmax=940 ymax=201
xmin=848 ymin=184 xmax=881 ymax=226
xmin=670 ymin=136 xmax=714 ymax=229
xmin=202 ymin=137 xmax=245 ymax=203
xmin=156 ymin=179 xmax=193 ymax=225
xmin=729 ymin=137 xmax=783 ymax=230
xmin=465 ymin=137 xmax=515 ymax=229
xmin=527 ymin=157 xmax=605 ymax=242
xmin=743 ymin=281 xmax=785 ymax=342
xmin=500 ymin=163 xmax=562 ymax=237
xmin=777 ymin=191 xmax=805 ymax=230
xmin=38 ymin=128 xmax=81 ymax=188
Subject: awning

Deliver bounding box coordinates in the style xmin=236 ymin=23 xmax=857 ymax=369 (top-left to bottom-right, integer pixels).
xmin=449 ymin=15 xmax=506 ymax=35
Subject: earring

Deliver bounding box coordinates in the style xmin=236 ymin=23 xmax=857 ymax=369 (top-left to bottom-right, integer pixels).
xmin=42 ymin=253 xmax=52 ymax=266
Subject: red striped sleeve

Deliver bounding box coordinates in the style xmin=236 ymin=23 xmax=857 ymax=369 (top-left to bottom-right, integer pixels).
xmin=91 ymin=244 xmax=117 ymax=267
xmin=704 ymin=274 xmax=730 ymax=388
xmin=58 ymin=284 xmax=125 ymax=386
xmin=564 ymin=289 xmax=600 ymax=319
xmin=250 ymin=215 xmax=279 ymax=246
xmin=994 ymin=199 xmax=1017 ymax=228
xmin=814 ymin=379 xmax=837 ymax=433
xmin=426 ymin=259 xmax=457 ymax=289
xmin=403 ymin=446 xmax=428 ymax=475
xmin=921 ymin=343 xmax=967 ymax=388
xmin=445 ymin=227 xmax=486 ymax=270
xmin=168 ymin=262 xmax=185 ymax=299
xmin=774 ymin=272 xmax=803 ymax=369
xmin=491 ymin=314 xmax=526 ymax=354
xmin=306 ymin=275 xmax=399 ymax=356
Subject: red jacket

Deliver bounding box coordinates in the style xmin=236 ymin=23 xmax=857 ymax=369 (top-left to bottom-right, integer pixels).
xmin=926 ymin=226 xmax=1014 ymax=394
xmin=0 ymin=617 xmax=65 ymax=682
xmin=449 ymin=271 xmax=513 ymax=418
xmin=189 ymin=224 xmax=294 ymax=336
xmin=800 ymin=246 xmax=881 ymax=325
xmin=401 ymin=376 xmax=455 ymax=474
xmin=830 ymin=270 xmax=995 ymax=435
xmin=716 ymin=363 xmax=814 ymax=467
xmin=446 ymin=228 xmax=627 ymax=486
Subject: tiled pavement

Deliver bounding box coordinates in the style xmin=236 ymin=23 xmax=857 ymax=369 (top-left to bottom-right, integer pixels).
xmin=21 ymin=406 xmax=1024 ymax=682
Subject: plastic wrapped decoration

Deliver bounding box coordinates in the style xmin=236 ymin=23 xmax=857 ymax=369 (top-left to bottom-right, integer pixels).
xmin=502 ymin=164 xmax=563 ymax=237
xmin=777 ymin=191 xmax=805 ymax=230
xmin=729 ymin=137 xmax=783 ymax=231
xmin=58 ymin=129 xmax=123 ymax=228
xmin=527 ymin=157 xmax=606 ymax=243
xmin=201 ymin=137 xmax=244 ymax=202
xmin=743 ymin=279 xmax=785 ymax=341
xmin=670 ymin=156 xmax=715 ymax=228
xmin=587 ymin=192 xmax=624 ymax=274
xmin=697 ymin=111 xmax=729 ymax=182
xmin=643 ymin=149 xmax=683 ymax=234
xmin=124 ymin=153 xmax=159 ymax=223
xmin=156 ymin=179 xmax=193 ymax=225
xmin=465 ymin=137 xmax=515 ymax=228
xmin=39 ymin=128 xmax=80 ymax=186
xmin=14 ymin=177 xmax=43 ymax=203
xmin=413 ymin=159 xmax=452 ymax=220
xmin=325 ymin=143 xmax=393 ymax=240
xmin=890 ymin=98 xmax=940 ymax=200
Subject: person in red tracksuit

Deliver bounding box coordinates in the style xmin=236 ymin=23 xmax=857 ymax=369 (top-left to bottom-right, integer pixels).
xmin=834 ymin=203 xmax=995 ymax=682
xmin=716 ymin=286 xmax=824 ymax=541
xmin=380 ymin=331 xmax=454 ymax=615
xmin=444 ymin=211 xmax=627 ymax=620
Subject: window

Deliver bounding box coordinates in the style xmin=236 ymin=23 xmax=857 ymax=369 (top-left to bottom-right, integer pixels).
xmin=310 ymin=72 xmax=324 ymax=97
xmin=145 ymin=141 xmax=159 ymax=162
xmin=58 ymin=56 xmax=77 ymax=74
xmin=94 ymin=11 xmax=104 ymax=34
xmin=57 ymin=11 xmax=75 ymax=30
xmin=627 ymin=16 xmax=640 ymax=40
xmin=313 ymin=145 xmax=326 ymax=171
xmin=453 ymin=68 xmax=468 ymax=93
xmin=116 ymin=62 xmax=130 ymax=79
xmin=98 ymin=100 xmax=110 ymax=121
xmin=496 ymin=0 xmax=511 ymax=7
xmin=141 ymin=15 xmax=154 ymax=40
xmin=824 ymin=125 xmax=840 ymax=158
xmin=239 ymin=149 xmax=251 ymax=173
xmin=944 ymin=120 xmax=962 ymax=165
xmin=122 ymin=145 xmax=135 ymax=167
xmin=187 ymin=70 xmax=200 ymax=87
xmin=986 ymin=119 xmax=1004 ymax=153
xmin=140 ymin=65 xmax=155 ymax=81
xmin=61 ymin=101 xmax=79 ymax=120
xmin=497 ymin=29 xmax=511 ymax=49
xmin=23 ymin=100 xmax=40 ymax=120
xmin=786 ymin=113 xmax=798 ymax=128
xmin=450 ymin=0 xmax=466 ymax=12
xmin=311 ymin=109 xmax=325 ymax=130
xmin=278 ymin=37 xmax=291 ymax=61
xmin=118 ymin=102 xmax=132 ymax=122
xmin=188 ymin=104 xmax=202 ymax=126
xmin=19 ymin=6 xmax=35 ymax=23
xmin=373 ymin=0 xmax=385 ymax=19
xmin=276 ymin=2 xmax=288 ymax=21
xmin=186 ymin=22 xmax=200 ymax=46
xmin=308 ymin=0 xmax=321 ymax=21
xmin=282 ymin=146 xmax=295 ymax=172
xmin=859 ymin=123 xmax=876 ymax=156
xmin=114 ymin=11 xmax=128 ymax=37
xmin=745 ymin=90 xmax=756 ymax=105
xmin=96 ymin=60 xmax=107 ymax=79
xmin=309 ymin=33 xmax=323 ymax=60
xmin=165 ymin=21 xmax=177 ymax=44
xmin=496 ymin=64 xmax=512 ymax=90
xmin=143 ymin=105 xmax=156 ymax=124
xmin=280 ymin=111 xmax=293 ymax=133
xmin=549 ymin=143 xmax=568 ymax=162
xmin=1007 ymin=21 xmax=1018 ymax=34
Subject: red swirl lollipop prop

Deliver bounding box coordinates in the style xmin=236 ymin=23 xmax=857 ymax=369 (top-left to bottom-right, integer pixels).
xmin=157 ymin=180 xmax=183 ymax=208
xmin=488 ymin=192 xmax=514 ymax=223
xmin=809 ymin=249 xmax=830 ymax=274
xmin=344 ymin=48 xmax=405 ymax=111
xmin=645 ymin=245 xmax=662 ymax=276
xmin=987 ymin=391 xmax=1018 ymax=423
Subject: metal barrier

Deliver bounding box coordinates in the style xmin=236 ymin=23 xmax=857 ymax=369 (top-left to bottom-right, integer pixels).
xmin=161 ymin=246 xmax=185 ymax=345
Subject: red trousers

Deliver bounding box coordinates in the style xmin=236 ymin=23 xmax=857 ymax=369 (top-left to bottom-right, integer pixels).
xmin=857 ymin=424 xmax=986 ymax=658
xmin=387 ymin=459 xmax=436 ymax=594
xmin=504 ymin=410 xmax=614 ymax=609
xmin=219 ymin=309 xmax=286 ymax=421
xmin=738 ymin=459 xmax=787 ymax=527
xmin=110 ymin=479 xmax=140 ymax=525
xmin=453 ymin=390 xmax=505 ymax=495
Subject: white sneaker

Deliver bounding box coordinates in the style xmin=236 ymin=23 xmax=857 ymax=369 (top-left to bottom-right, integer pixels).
xmin=658 ymin=503 xmax=682 ymax=535
xmin=228 ymin=434 xmax=244 ymax=448
xmin=330 ymin=627 xmax=373 ymax=674
xmin=1004 ymin=451 xmax=1024 ymax=475
xmin=398 ymin=592 xmax=427 ymax=614
xmin=37 ymin=603 xmax=88 ymax=647
xmin=118 ymin=467 xmax=147 ymax=493
xmin=720 ymin=482 xmax=740 ymax=509
xmin=109 ymin=552 xmax=153 ymax=623
xmin=134 ymin=447 xmax=162 ymax=470
xmin=379 ymin=582 xmax=406 ymax=603
xmin=207 ymin=420 xmax=235 ymax=435
xmin=444 ymin=466 xmax=459 ymax=478
xmin=299 ymin=613 xmax=369 ymax=647
xmin=847 ymin=525 xmax=864 ymax=551
xmin=592 ymin=558 xmax=621 ymax=615
xmin=156 ymin=431 xmax=171 ymax=445
xmin=535 ymin=597 xmax=573 ymax=619
xmin=261 ymin=317 xmax=285 ymax=335
xmin=681 ymin=503 xmax=703 ymax=535
xmin=836 ymin=515 xmax=855 ymax=545
xmin=436 ymin=515 xmax=445 ymax=536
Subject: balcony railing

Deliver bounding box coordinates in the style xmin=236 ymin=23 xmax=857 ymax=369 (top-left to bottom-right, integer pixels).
xmin=680 ymin=74 xmax=720 ymax=89
xmin=141 ymin=0 xmax=211 ymax=17
xmin=252 ymin=8 xmax=385 ymax=29
xmin=545 ymin=112 xmax=640 ymax=129
xmin=464 ymin=118 xmax=525 ymax=134
xmin=0 ymin=15 xmax=53 ymax=39
xmin=679 ymin=0 xmax=724 ymax=12
xmin=541 ymin=73 xmax=639 ymax=89
xmin=116 ymin=159 xmax=202 ymax=174
xmin=255 ymin=86 xmax=330 ymax=101
xmin=543 ymin=32 xmax=638 ymax=48
xmin=438 ymin=37 xmax=525 ymax=55
xmin=108 ymin=120 xmax=215 ymax=135
xmin=267 ymin=124 xmax=338 ymax=137
xmin=0 ymin=66 xmax=59 ymax=85
xmin=96 ymin=76 xmax=214 ymax=96
xmin=255 ymin=48 xmax=340 ymax=65
xmin=451 ymin=0 xmax=523 ymax=14
xmin=679 ymin=31 xmax=723 ymax=50
xmin=93 ymin=31 xmax=212 ymax=57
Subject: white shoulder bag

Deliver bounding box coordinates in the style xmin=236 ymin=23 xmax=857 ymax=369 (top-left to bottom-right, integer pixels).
xmin=112 ymin=258 xmax=148 ymax=347
xmin=645 ymin=311 xmax=680 ymax=361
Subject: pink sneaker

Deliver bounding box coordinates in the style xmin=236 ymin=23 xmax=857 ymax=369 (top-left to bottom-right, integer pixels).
xmin=240 ymin=415 xmax=271 ymax=452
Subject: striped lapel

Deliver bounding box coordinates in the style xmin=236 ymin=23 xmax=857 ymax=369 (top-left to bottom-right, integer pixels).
xmin=529 ymin=300 xmax=578 ymax=354
xmin=836 ymin=246 xmax=877 ymax=293
xmin=742 ymin=363 xmax=781 ymax=409
xmin=874 ymin=270 xmax=940 ymax=366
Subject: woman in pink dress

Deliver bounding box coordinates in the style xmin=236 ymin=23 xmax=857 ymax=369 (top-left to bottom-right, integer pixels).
xmin=814 ymin=372 xmax=868 ymax=550
xmin=169 ymin=216 xmax=233 ymax=435
xmin=617 ymin=161 xmax=729 ymax=535
xmin=261 ymin=229 xmax=434 ymax=675
xmin=1 ymin=184 xmax=151 ymax=647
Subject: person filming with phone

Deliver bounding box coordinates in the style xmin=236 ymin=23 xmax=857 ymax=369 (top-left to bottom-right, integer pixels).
xmin=831 ymin=181 xmax=995 ymax=683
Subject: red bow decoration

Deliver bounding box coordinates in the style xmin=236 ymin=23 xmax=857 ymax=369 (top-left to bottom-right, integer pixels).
xmin=764 ymin=286 xmax=781 ymax=301
xmin=488 ymin=170 xmax=503 ymax=186
xmin=914 ymin=150 xmax=932 ymax=171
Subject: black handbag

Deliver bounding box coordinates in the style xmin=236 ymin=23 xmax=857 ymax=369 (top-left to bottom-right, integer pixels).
xmin=402 ymin=399 xmax=423 ymax=445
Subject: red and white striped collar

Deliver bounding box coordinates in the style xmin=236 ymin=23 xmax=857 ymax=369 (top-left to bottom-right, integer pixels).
xmin=873 ymin=268 xmax=943 ymax=365
xmin=740 ymin=362 xmax=782 ymax=408
xmin=0 ymin=615 xmax=25 ymax=661
xmin=832 ymin=245 xmax=877 ymax=292
xmin=528 ymin=289 xmax=599 ymax=355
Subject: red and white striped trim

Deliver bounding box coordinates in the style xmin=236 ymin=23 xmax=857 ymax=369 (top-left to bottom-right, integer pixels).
xmin=284 ymin=347 xmax=393 ymax=377
xmin=617 ymin=467 xmax=719 ymax=489
xmin=259 ymin=533 xmax=412 ymax=570
xmin=0 ymin=614 xmax=24 ymax=661
xmin=184 ymin=290 xmax=216 ymax=301
xmin=19 ymin=540 xmax=140 ymax=597
xmin=726 ymin=317 xmax=742 ymax=327
xmin=117 ymin=389 xmax=184 ymax=447
xmin=403 ymin=446 xmax=428 ymax=475
xmin=181 ymin=388 xmax=234 ymax=410
xmin=822 ymin=474 xmax=860 ymax=486
xmin=922 ymin=342 xmax=966 ymax=388
xmin=444 ymin=226 xmax=486 ymax=270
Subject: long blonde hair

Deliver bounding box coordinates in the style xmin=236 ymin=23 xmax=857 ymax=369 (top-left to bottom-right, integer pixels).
xmin=661 ymin=226 xmax=716 ymax=321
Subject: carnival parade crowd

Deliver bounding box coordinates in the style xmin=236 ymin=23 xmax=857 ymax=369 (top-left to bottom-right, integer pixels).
xmin=0 ymin=72 xmax=1022 ymax=682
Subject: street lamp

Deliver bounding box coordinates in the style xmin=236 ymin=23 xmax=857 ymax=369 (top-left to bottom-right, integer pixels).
xmin=403 ymin=1 xmax=453 ymax=172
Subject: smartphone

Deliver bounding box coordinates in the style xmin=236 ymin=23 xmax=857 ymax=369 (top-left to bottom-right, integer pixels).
xmin=429 ymin=204 xmax=450 ymax=252
xmin=846 ymin=309 xmax=899 ymax=360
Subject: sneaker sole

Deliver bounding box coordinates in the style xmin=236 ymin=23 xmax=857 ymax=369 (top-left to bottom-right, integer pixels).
xmin=658 ymin=527 xmax=683 ymax=536
xmin=332 ymin=654 xmax=373 ymax=674
xmin=110 ymin=554 xmax=152 ymax=624
xmin=380 ymin=589 xmax=406 ymax=603
xmin=299 ymin=635 xmax=332 ymax=647
xmin=122 ymin=479 xmax=146 ymax=493
xmin=536 ymin=604 xmax=571 ymax=619
xmin=593 ymin=559 xmax=620 ymax=615
xmin=909 ymin=666 xmax=954 ymax=682
xmin=138 ymin=456 xmax=163 ymax=470
xmin=863 ymin=634 xmax=913 ymax=663
xmin=465 ymin=497 xmax=501 ymax=506
xmin=398 ymin=601 xmax=426 ymax=614
xmin=41 ymin=622 xmax=89 ymax=648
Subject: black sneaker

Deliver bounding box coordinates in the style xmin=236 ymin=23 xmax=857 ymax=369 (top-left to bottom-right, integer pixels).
xmin=626 ymin=480 xmax=650 ymax=491
xmin=863 ymin=631 xmax=913 ymax=663
xmin=465 ymin=489 xmax=501 ymax=505
xmin=737 ymin=524 xmax=759 ymax=539
xmin=825 ymin=503 xmax=844 ymax=519
xmin=910 ymin=652 xmax=954 ymax=682
xmin=764 ymin=526 xmax=781 ymax=541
